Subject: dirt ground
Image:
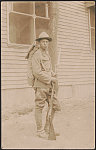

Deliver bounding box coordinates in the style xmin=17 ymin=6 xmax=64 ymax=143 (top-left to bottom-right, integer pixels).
xmin=1 ymin=98 xmax=95 ymax=149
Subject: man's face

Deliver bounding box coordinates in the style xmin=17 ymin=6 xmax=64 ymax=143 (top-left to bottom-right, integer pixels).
xmin=39 ymin=39 xmax=49 ymax=50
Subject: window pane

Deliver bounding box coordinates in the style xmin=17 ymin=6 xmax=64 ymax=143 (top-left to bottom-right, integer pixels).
xmin=13 ymin=2 xmax=33 ymax=15
xmin=35 ymin=2 xmax=50 ymax=17
xmin=90 ymin=6 xmax=95 ymax=27
xmin=35 ymin=18 xmax=50 ymax=39
xmin=91 ymin=28 xmax=95 ymax=50
xmin=9 ymin=12 xmax=34 ymax=44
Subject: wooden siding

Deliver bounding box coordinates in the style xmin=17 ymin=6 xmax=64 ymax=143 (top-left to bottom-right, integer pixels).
xmin=1 ymin=47 xmax=29 ymax=89
xmin=1 ymin=2 xmax=30 ymax=89
xmin=57 ymin=1 xmax=95 ymax=85
xmin=1 ymin=1 xmax=95 ymax=89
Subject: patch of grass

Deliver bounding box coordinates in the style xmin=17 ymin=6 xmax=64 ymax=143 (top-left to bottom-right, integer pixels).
xmin=17 ymin=107 xmax=33 ymax=116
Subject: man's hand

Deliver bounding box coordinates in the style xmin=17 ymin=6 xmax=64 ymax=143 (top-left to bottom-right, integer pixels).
xmin=51 ymin=77 xmax=59 ymax=94
xmin=51 ymin=77 xmax=57 ymax=83
xmin=51 ymin=71 xmax=56 ymax=77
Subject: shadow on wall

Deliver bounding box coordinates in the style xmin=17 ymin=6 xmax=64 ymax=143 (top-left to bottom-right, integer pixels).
xmin=58 ymin=83 xmax=95 ymax=102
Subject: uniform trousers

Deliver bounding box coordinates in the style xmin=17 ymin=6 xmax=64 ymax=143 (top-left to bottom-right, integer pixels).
xmin=35 ymin=87 xmax=61 ymax=131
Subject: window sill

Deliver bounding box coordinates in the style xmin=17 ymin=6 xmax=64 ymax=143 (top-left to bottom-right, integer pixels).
xmin=36 ymin=15 xmax=50 ymax=20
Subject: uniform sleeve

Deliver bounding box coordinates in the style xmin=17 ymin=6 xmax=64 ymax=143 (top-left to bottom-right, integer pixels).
xmin=32 ymin=54 xmax=52 ymax=85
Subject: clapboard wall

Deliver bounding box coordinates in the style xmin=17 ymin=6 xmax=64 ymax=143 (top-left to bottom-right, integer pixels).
xmin=56 ymin=1 xmax=95 ymax=86
xmin=1 ymin=1 xmax=95 ymax=90
xmin=1 ymin=2 xmax=30 ymax=89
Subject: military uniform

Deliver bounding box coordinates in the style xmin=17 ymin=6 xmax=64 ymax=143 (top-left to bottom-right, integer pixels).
xmin=31 ymin=48 xmax=61 ymax=131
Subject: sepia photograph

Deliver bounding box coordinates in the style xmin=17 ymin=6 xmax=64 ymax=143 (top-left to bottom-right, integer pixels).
xmin=1 ymin=1 xmax=95 ymax=149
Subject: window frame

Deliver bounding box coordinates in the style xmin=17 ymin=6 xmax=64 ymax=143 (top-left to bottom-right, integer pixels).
xmin=88 ymin=6 xmax=95 ymax=51
xmin=7 ymin=1 xmax=50 ymax=47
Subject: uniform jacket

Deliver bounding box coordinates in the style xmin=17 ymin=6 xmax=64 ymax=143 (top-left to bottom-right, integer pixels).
xmin=31 ymin=48 xmax=55 ymax=89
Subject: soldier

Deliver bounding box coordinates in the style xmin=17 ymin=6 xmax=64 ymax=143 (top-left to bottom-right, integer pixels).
xmin=30 ymin=32 xmax=61 ymax=139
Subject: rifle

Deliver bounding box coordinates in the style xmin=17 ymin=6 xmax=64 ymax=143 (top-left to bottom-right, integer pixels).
xmin=44 ymin=82 xmax=56 ymax=140
xmin=44 ymin=48 xmax=61 ymax=140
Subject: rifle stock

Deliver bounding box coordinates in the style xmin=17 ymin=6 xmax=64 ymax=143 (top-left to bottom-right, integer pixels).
xmin=48 ymin=115 xmax=56 ymax=140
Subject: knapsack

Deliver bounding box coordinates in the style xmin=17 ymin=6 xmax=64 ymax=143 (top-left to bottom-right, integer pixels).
xmin=25 ymin=44 xmax=39 ymax=87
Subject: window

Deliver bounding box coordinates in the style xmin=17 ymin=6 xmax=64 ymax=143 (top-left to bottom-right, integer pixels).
xmin=89 ymin=6 xmax=95 ymax=50
xmin=7 ymin=1 xmax=50 ymax=45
